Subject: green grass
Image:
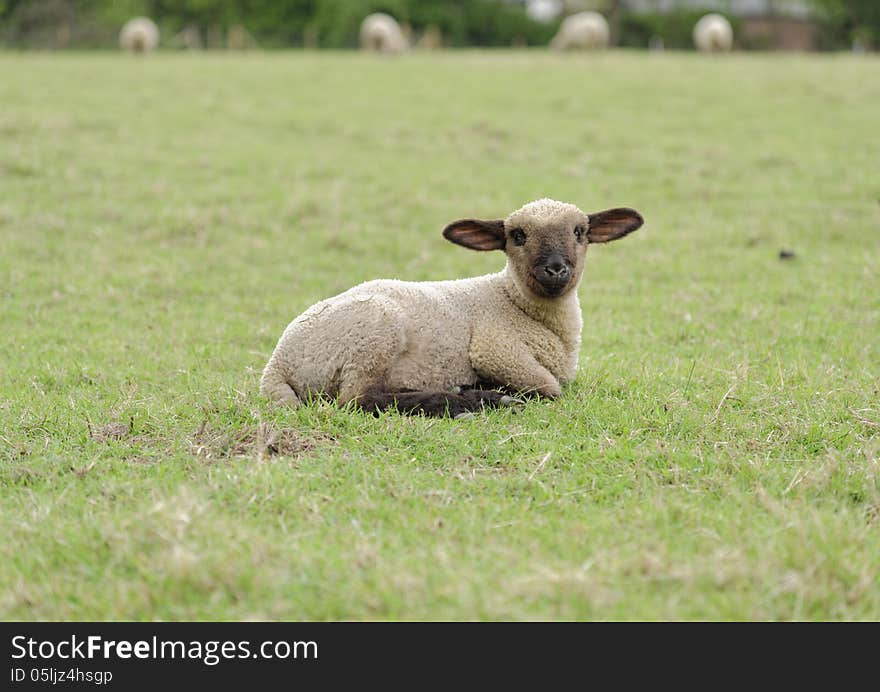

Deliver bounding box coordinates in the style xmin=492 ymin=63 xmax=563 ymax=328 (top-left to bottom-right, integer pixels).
xmin=1 ymin=50 xmax=878 ymax=620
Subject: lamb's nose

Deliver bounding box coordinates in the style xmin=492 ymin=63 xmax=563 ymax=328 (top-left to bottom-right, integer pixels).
xmin=545 ymin=261 xmax=570 ymax=279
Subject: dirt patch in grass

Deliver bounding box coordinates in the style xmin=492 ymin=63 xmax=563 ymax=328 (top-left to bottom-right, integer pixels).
xmin=86 ymin=419 xmax=155 ymax=458
xmin=190 ymin=422 xmax=332 ymax=461
xmin=88 ymin=422 xmax=131 ymax=443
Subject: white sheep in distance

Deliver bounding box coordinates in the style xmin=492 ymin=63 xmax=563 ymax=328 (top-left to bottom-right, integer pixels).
xmin=119 ymin=17 xmax=160 ymax=53
xmin=551 ymin=12 xmax=610 ymax=51
xmin=260 ymin=199 xmax=644 ymax=417
xmin=359 ymin=13 xmax=409 ymax=54
xmin=693 ymin=14 xmax=733 ymax=53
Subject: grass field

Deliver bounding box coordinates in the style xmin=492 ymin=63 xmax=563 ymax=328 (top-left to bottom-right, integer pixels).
xmin=1 ymin=50 xmax=878 ymax=620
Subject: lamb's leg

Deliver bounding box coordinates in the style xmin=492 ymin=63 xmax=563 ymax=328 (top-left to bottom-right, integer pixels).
xmin=260 ymin=358 xmax=301 ymax=406
xmin=469 ymin=333 xmax=563 ymax=399
xmin=353 ymin=387 xmax=521 ymax=418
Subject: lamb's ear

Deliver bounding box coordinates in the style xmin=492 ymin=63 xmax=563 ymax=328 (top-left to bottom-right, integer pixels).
xmin=587 ymin=208 xmax=644 ymax=243
xmin=443 ymin=219 xmax=506 ymax=251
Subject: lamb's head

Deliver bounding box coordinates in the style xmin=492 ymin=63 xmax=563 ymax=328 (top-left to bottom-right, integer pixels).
xmin=443 ymin=199 xmax=644 ymax=299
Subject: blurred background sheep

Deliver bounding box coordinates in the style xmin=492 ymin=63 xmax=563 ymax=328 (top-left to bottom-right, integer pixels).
xmin=693 ymin=13 xmax=734 ymax=53
xmin=550 ymin=11 xmax=610 ymax=51
xmin=119 ymin=17 xmax=159 ymax=54
xmin=359 ymin=13 xmax=409 ymax=54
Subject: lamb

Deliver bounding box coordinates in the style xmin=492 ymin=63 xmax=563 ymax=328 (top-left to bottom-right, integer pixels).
xmin=260 ymin=199 xmax=644 ymax=417
xmin=119 ymin=17 xmax=160 ymax=54
xmin=550 ymin=12 xmax=610 ymax=51
xmin=359 ymin=13 xmax=409 ymax=55
xmin=693 ymin=14 xmax=733 ymax=53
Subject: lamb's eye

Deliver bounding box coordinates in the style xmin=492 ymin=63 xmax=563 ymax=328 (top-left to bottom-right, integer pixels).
xmin=574 ymin=225 xmax=587 ymax=243
xmin=510 ymin=228 xmax=527 ymax=246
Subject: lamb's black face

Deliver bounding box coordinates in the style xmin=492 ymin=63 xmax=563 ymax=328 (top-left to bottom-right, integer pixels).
xmin=504 ymin=211 xmax=589 ymax=300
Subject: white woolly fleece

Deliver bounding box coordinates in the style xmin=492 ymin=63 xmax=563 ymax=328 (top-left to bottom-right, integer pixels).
xmin=693 ymin=14 xmax=734 ymax=53
xmin=359 ymin=13 xmax=409 ymax=55
xmin=551 ymin=12 xmax=610 ymax=51
xmin=119 ymin=17 xmax=160 ymax=53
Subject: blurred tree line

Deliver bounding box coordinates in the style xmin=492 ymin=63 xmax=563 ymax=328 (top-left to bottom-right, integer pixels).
xmin=0 ymin=0 xmax=876 ymax=49
xmin=0 ymin=0 xmax=557 ymax=48
xmin=808 ymin=0 xmax=880 ymax=48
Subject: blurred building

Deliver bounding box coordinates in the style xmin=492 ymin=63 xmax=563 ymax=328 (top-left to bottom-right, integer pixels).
xmin=624 ymin=0 xmax=810 ymax=16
